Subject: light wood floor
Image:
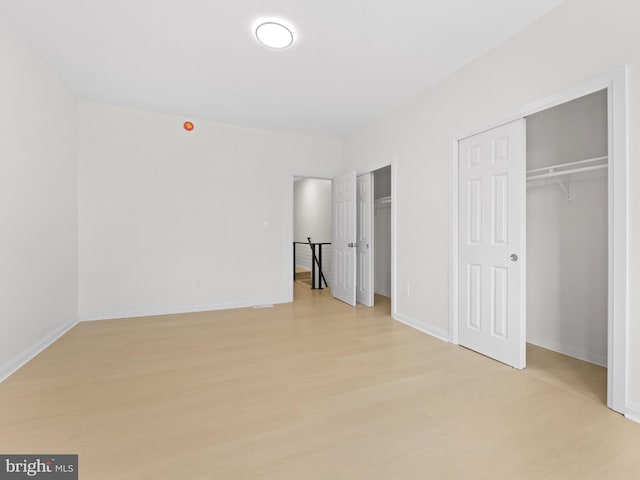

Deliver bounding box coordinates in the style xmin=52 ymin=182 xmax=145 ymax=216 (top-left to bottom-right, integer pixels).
xmin=1 ymin=282 xmax=639 ymax=479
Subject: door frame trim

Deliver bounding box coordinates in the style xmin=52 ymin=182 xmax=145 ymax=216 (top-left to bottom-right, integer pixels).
xmin=448 ymin=66 xmax=628 ymax=414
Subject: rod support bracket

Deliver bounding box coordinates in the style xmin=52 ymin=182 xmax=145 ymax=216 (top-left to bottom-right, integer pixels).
xmin=555 ymin=176 xmax=572 ymax=200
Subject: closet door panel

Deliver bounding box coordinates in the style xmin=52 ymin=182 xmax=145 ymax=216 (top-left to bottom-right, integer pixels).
xmin=458 ymin=119 xmax=526 ymax=369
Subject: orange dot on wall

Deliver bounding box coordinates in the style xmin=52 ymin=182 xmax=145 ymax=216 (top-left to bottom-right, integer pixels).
xmin=183 ymin=121 xmax=194 ymax=131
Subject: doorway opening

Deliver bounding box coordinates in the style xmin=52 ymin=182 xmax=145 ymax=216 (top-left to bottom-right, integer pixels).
xmin=293 ymin=163 xmax=395 ymax=313
xmin=292 ymin=176 xmax=332 ymax=299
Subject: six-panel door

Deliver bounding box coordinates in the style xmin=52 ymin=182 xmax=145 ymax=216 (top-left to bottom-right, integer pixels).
xmin=332 ymin=171 xmax=357 ymax=306
xmin=458 ymin=119 xmax=526 ymax=369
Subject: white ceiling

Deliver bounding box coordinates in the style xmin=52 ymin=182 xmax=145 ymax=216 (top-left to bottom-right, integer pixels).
xmin=0 ymin=0 xmax=564 ymax=137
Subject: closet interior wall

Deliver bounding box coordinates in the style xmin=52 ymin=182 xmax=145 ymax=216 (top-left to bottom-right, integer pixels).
xmin=526 ymin=90 xmax=608 ymax=366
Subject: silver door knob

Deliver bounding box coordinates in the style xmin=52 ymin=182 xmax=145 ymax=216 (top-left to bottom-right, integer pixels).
xmin=348 ymin=242 xmax=358 ymax=248
xmin=510 ymin=254 xmax=518 ymax=262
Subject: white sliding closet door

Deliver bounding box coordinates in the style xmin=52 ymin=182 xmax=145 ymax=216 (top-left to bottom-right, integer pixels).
xmin=458 ymin=119 xmax=526 ymax=369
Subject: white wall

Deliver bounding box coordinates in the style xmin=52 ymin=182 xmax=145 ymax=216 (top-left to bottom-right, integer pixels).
xmin=78 ymin=102 xmax=341 ymax=319
xmin=526 ymin=92 xmax=608 ymax=366
xmin=293 ymin=178 xmax=332 ymax=283
xmin=342 ymin=0 xmax=640 ymax=408
xmin=0 ymin=13 xmax=78 ymax=379
xmin=294 ymin=178 xmax=332 ymax=243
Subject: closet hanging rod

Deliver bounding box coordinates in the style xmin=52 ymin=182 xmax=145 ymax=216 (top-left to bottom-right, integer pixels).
xmin=526 ymin=155 xmax=607 ymax=175
xmin=526 ymin=164 xmax=607 ymax=181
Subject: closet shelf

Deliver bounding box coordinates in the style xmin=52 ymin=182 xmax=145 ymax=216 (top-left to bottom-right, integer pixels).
xmin=526 ymin=156 xmax=607 ymax=200
xmin=375 ymin=196 xmax=392 ymax=206
xmin=526 ymin=155 xmax=608 ymax=181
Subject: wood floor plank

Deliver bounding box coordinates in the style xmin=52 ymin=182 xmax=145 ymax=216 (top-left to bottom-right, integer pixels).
xmin=0 ymin=282 xmax=638 ymax=479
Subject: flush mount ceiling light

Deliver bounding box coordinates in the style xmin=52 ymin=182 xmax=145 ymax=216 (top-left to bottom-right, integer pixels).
xmin=255 ymin=22 xmax=294 ymax=49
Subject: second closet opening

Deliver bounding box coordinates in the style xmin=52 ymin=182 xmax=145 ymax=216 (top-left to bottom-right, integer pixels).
xmin=525 ymin=89 xmax=608 ymax=402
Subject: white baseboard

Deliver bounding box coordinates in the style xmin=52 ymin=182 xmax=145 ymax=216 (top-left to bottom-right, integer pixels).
xmin=81 ymin=298 xmax=290 ymax=322
xmin=375 ymin=288 xmax=391 ymax=298
xmin=527 ymin=335 xmax=607 ymax=367
xmin=392 ymin=311 xmax=450 ymax=343
xmin=626 ymin=402 xmax=640 ymax=424
xmin=0 ymin=319 xmax=78 ymax=383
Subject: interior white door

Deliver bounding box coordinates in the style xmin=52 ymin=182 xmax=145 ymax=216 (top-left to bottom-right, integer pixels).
xmin=356 ymin=173 xmax=374 ymax=306
xmin=458 ymin=119 xmax=526 ymax=369
xmin=332 ymin=171 xmax=357 ymax=306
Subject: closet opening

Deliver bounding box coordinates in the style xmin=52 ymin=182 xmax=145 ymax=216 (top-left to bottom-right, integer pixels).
xmin=453 ymin=68 xmax=627 ymax=414
xmin=353 ymin=165 xmax=392 ymax=310
xmin=525 ymin=90 xmax=608 ymax=404
xmin=372 ymin=166 xmax=392 ymax=311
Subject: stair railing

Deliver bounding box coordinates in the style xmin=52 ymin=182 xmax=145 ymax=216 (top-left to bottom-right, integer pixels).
xmin=292 ymin=238 xmax=331 ymax=289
